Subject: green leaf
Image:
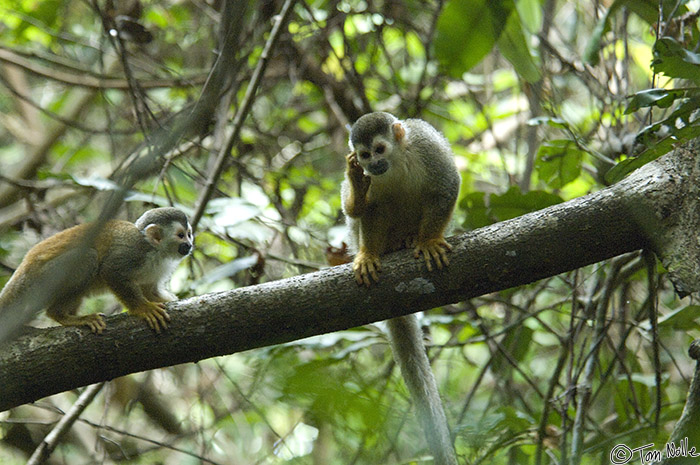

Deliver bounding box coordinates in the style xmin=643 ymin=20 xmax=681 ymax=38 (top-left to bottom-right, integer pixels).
xmin=497 ymin=406 xmax=534 ymax=431
xmin=605 ymin=112 xmax=700 ymax=183
xmin=656 ymin=306 xmax=700 ymax=330
xmin=515 ymin=0 xmax=542 ymax=34
xmin=435 ymin=0 xmax=516 ymax=77
xmin=492 ymin=325 xmax=533 ymax=372
xmin=489 ymin=187 xmax=563 ymax=221
xmin=461 ymin=187 xmax=564 ymax=229
xmin=652 ymin=37 xmax=700 ymax=83
xmin=625 ymin=88 xmax=686 ymax=113
xmin=535 ymin=140 xmax=584 ymax=188
xmin=497 ymin=11 xmax=541 ymax=83
xmin=281 ymin=360 xmax=385 ymax=426
xmin=460 ymin=192 xmax=492 ymax=229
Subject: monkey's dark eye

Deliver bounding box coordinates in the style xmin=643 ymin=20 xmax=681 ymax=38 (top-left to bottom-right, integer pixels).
xmin=375 ymin=145 xmax=385 ymax=155
xmin=177 ymin=232 xmax=185 ymax=239
xmin=359 ymin=151 xmax=371 ymax=160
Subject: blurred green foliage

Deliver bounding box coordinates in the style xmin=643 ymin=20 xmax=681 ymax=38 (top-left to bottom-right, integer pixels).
xmin=1 ymin=0 xmax=700 ymax=463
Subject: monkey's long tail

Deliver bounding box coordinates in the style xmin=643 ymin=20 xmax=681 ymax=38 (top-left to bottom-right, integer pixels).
xmin=386 ymin=314 xmax=458 ymax=465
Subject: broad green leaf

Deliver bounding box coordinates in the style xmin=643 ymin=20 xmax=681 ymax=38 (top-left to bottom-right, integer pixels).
xmin=497 ymin=11 xmax=541 ymax=83
xmin=606 ymin=101 xmax=700 ymax=183
xmin=461 ymin=187 xmax=563 ymax=229
xmin=656 ymin=306 xmax=700 ymax=330
xmin=515 ymin=0 xmax=542 ymax=34
xmin=460 ymin=192 xmax=492 ymax=229
xmin=281 ymin=360 xmax=385 ymax=426
xmin=435 ymin=0 xmax=516 ymax=77
xmin=497 ymin=406 xmax=534 ymax=431
xmin=652 ymin=37 xmax=700 ymax=83
xmin=489 ymin=186 xmax=563 ymax=221
xmin=625 ymin=88 xmax=686 ymax=113
xmin=535 ymin=139 xmax=584 ymax=189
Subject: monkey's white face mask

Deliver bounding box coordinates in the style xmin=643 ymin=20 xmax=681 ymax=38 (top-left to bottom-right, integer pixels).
xmin=350 ymin=121 xmax=409 ymax=177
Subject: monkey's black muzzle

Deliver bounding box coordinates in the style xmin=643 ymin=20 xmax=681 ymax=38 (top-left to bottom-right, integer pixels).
xmin=178 ymin=243 xmax=193 ymax=256
xmin=367 ymin=159 xmax=389 ymax=176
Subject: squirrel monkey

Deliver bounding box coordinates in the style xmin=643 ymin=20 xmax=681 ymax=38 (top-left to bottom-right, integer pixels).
xmin=341 ymin=112 xmax=460 ymax=465
xmin=0 ymin=207 xmax=193 ymax=335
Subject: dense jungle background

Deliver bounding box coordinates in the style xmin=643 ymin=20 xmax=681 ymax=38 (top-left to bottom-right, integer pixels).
xmin=2 ymin=0 xmax=700 ymax=463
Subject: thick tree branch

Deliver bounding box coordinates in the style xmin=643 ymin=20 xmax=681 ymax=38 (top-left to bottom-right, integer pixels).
xmin=1 ymin=140 xmax=699 ymax=411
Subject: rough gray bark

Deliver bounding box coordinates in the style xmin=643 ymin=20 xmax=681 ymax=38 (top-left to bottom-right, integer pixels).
xmin=1 ymin=140 xmax=699 ymax=412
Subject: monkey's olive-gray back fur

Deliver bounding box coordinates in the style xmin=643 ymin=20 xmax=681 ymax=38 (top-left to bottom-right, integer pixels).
xmin=402 ymin=118 xmax=461 ymax=207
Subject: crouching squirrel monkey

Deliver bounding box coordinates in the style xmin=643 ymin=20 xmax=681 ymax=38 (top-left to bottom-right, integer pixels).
xmin=0 ymin=207 xmax=193 ymax=334
xmin=341 ymin=112 xmax=460 ymax=465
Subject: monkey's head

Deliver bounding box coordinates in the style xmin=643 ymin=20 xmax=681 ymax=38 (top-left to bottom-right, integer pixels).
xmin=135 ymin=207 xmax=194 ymax=258
xmin=349 ymin=112 xmax=407 ymax=177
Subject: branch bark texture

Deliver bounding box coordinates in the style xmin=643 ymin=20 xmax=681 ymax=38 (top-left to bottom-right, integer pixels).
xmin=1 ymin=141 xmax=699 ymax=411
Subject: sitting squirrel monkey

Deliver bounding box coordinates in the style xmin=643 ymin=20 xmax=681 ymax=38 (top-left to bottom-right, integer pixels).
xmin=0 ymin=207 xmax=193 ymax=334
xmin=341 ymin=112 xmax=460 ymax=465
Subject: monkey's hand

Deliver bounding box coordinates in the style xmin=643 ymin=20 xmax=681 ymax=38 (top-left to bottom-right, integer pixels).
xmin=414 ymin=237 xmax=452 ymax=271
xmin=353 ymin=250 xmax=382 ymax=287
xmin=52 ymin=313 xmax=107 ymax=334
xmin=346 ymin=152 xmax=370 ymax=192
xmin=130 ymin=301 xmax=171 ymax=333
xmin=85 ymin=314 xmax=108 ymax=334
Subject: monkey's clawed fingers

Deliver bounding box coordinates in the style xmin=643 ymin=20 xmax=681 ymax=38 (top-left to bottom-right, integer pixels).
xmin=51 ymin=313 xmax=107 ymax=334
xmin=346 ymin=151 xmax=359 ymax=165
xmin=414 ymin=238 xmax=452 ymax=272
xmin=75 ymin=314 xmax=106 ymax=334
xmin=353 ymin=252 xmax=382 ymax=287
xmin=133 ymin=302 xmax=171 ymax=333
xmin=89 ymin=315 xmax=108 ymax=334
xmin=346 ymin=152 xmax=369 ymax=184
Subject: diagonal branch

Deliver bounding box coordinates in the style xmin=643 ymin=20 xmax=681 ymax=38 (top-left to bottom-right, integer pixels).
xmin=26 ymin=382 xmax=105 ymax=465
xmin=191 ymin=0 xmax=298 ymax=229
xmin=1 ymin=139 xmax=699 ymax=412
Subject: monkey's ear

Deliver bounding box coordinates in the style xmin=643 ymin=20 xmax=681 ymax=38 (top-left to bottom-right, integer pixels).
xmin=144 ymin=224 xmax=163 ymax=245
xmin=392 ymin=122 xmax=406 ymax=143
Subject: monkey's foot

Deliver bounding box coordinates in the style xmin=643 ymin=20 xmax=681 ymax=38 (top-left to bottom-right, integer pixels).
xmin=353 ymin=251 xmax=382 ymax=287
xmin=414 ymin=237 xmax=452 ymax=271
xmin=131 ymin=302 xmax=171 ymax=333
xmin=53 ymin=314 xmax=107 ymax=334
